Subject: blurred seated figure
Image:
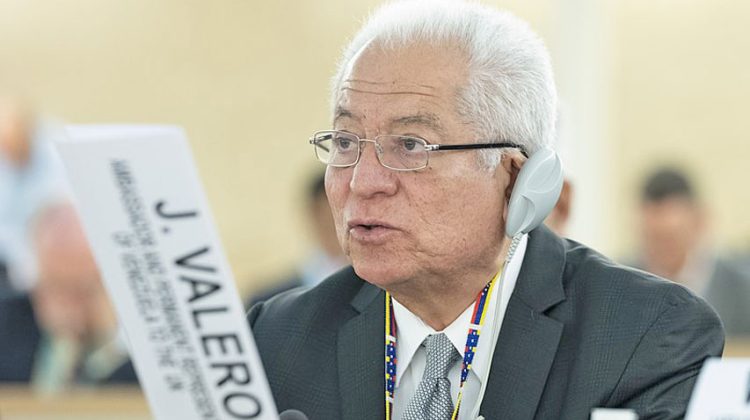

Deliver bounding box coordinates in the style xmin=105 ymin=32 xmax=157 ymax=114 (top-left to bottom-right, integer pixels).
xmin=0 ymin=202 xmax=137 ymax=391
xmin=0 ymin=97 xmax=66 ymax=294
xmin=632 ymin=167 xmax=750 ymax=337
xmin=247 ymin=172 xmax=346 ymax=306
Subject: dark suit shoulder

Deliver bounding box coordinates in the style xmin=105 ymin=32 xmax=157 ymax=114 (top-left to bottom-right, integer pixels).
xmin=247 ymin=265 xmax=369 ymax=372
xmin=549 ymin=238 xmax=723 ymax=418
xmin=244 ymin=273 xmax=303 ymax=309
xmin=561 ymin=238 xmax=714 ymax=311
xmin=248 ymin=266 xmax=364 ymax=329
xmin=246 ymin=267 xmax=368 ymax=419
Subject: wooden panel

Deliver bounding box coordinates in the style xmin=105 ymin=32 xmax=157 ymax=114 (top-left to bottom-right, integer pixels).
xmin=724 ymin=338 xmax=750 ymax=357
xmin=0 ymin=386 xmax=150 ymax=420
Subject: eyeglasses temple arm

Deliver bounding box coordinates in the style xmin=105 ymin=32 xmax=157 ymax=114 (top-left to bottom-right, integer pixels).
xmin=427 ymin=142 xmax=528 ymax=157
xmin=309 ymin=137 xmax=331 ymax=153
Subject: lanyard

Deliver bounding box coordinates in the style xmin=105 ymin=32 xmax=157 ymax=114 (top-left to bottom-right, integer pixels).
xmin=384 ymin=270 xmax=501 ymax=420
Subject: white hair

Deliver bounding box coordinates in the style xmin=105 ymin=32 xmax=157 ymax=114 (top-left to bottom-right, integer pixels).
xmin=330 ymin=0 xmax=557 ymax=169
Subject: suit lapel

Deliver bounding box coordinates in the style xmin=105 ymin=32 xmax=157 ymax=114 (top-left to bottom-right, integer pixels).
xmin=338 ymin=280 xmax=385 ymax=420
xmin=479 ymin=226 xmax=566 ymax=419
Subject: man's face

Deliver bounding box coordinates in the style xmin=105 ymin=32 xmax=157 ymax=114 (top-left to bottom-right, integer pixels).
xmin=325 ymin=42 xmax=511 ymax=290
xmin=640 ymin=197 xmax=704 ymax=277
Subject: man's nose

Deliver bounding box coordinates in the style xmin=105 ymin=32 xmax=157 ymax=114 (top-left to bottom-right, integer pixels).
xmin=349 ymin=140 xmax=398 ymax=198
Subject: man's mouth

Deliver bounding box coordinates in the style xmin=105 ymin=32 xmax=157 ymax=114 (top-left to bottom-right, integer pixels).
xmin=347 ymin=220 xmax=397 ymax=243
xmin=355 ymin=223 xmax=383 ymax=230
xmin=347 ymin=219 xmax=393 ymax=230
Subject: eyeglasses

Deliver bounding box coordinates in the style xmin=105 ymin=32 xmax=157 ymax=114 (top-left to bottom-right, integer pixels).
xmin=309 ymin=130 xmax=527 ymax=171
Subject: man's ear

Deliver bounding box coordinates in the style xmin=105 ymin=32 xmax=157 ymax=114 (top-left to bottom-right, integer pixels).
xmin=497 ymin=151 xmax=527 ymax=222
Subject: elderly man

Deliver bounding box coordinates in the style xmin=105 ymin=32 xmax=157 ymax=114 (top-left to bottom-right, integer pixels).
xmin=248 ymin=1 xmax=723 ymax=419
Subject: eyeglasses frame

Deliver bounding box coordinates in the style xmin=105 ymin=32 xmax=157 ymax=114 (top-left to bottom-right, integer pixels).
xmin=309 ymin=130 xmax=528 ymax=172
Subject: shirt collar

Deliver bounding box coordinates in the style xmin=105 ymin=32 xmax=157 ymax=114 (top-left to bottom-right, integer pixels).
xmin=391 ymin=234 xmax=528 ymax=387
xmin=391 ymin=294 xmax=474 ymax=387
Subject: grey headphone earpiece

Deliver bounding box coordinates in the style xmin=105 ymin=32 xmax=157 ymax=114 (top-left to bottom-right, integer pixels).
xmin=505 ymin=148 xmax=564 ymax=237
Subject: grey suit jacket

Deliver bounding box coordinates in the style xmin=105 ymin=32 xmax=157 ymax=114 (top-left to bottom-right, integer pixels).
xmin=248 ymin=226 xmax=724 ymax=419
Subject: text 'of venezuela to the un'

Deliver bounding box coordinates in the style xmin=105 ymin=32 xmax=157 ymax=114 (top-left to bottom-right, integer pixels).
xmin=111 ymin=158 xmax=267 ymax=419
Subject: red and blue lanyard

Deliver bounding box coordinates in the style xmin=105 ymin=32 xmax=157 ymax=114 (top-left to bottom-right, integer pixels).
xmin=385 ymin=270 xmax=501 ymax=420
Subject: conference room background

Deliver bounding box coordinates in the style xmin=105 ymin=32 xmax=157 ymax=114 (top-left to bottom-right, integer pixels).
xmin=1 ymin=0 xmax=748 ymax=297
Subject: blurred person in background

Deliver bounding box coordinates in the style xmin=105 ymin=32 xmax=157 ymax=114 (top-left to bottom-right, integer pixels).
xmin=246 ymin=171 xmax=346 ymax=306
xmin=543 ymin=179 xmax=573 ymax=236
xmin=0 ymin=201 xmax=137 ymax=392
xmin=0 ymin=96 xmax=67 ymax=294
xmin=632 ymin=166 xmax=750 ymax=337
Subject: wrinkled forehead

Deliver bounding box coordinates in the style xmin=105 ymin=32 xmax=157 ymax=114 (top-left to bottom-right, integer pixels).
xmin=338 ymin=40 xmax=468 ymax=103
xmin=334 ymin=40 xmax=469 ymax=133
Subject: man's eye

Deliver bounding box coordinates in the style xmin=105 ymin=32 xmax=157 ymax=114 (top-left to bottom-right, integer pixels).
xmin=335 ymin=137 xmax=354 ymax=150
xmin=400 ymin=138 xmax=420 ymax=151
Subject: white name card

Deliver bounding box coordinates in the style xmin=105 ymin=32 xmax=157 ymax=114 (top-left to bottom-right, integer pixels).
xmin=56 ymin=125 xmax=279 ymax=420
xmin=686 ymin=357 xmax=750 ymax=420
xmin=591 ymin=408 xmax=638 ymax=420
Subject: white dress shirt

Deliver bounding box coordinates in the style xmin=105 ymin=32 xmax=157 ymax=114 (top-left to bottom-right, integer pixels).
xmin=391 ymin=235 xmax=527 ymax=420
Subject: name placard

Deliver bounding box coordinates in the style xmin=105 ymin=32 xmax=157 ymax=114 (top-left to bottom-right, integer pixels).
xmin=686 ymin=357 xmax=750 ymax=420
xmin=56 ymin=125 xmax=278 ymax=420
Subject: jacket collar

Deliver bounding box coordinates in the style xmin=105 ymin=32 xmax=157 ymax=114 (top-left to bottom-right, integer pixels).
xmin=512 ymin=225 xmax=567 ymax=312
xmin=478 ymin=225 xmax=567 ymax=419
xmin=338 ymin=277 xmax=385 ymax=419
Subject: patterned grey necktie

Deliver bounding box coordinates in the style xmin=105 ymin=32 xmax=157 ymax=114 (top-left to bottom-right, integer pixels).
xmin=402 ymin=333 xmax=461 ymax=420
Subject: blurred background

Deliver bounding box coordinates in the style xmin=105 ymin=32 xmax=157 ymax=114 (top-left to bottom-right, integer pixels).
xmin=2 ymin=0 xmax=749 ymax=289
xmin=1 ymin=0 xmax=749 ymax=417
